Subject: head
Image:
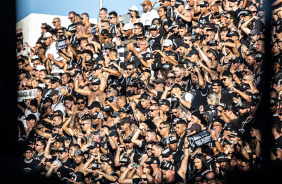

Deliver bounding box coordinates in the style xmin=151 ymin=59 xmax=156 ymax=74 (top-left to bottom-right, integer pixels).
xmin=99 ymin=8 xmax=108 ymax=21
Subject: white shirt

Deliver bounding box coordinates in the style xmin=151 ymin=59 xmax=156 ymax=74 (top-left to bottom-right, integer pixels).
xmin=140 ymin=9 xmax=159 ymax=26
xmin=51 ymin=102 xmax=65 ymax=116
xmin=45 ymin=42 xmax=64 ymax=74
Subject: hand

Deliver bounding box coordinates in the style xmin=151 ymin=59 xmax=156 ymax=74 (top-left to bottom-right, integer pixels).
xmin=77 ymin=133 xmax=84 ymax=139
xmin=65 ymin=139 xmax=71 ymax=147
xmin=117 ymin=145 xmax=125 ymax=152
xmin=127 ymin=43 xmax=135 ymax=51
xmin=47 ymin=54 xmax=54 ymax=61
xmin=50 ymin=162 xmax=59 ymax=169
xmin=118 ymin=15 xmax=124 ymax=22
xmin=48 ymin=137 xmax=56 ymax=144
xmin=210 ymin=130 xmax=217 ymax=140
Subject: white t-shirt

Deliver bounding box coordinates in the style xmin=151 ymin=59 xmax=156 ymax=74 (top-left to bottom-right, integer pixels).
xmin=140 ymin=9 xmax=159 ymax=26
xmin=24 ymin=109 xmax=41 ymax=121
xmin=45 ymin=42 xmax=64 ymax=74
xmin=51 ymin=102 xmax=65 ymax=116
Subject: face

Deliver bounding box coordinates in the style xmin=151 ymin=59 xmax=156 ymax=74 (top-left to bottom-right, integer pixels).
xmin=52 ymin=18 xmax=60 ymax=28
xmin=158 ymin=7 xmax=166 ymax=17
xmin=133 ymin=25 xmax=142 ymax=35
xmin=99 ymin=10 xmax=107 ymax=20
xmin=80 ymin=120 xmax=91 ymax=131
xmin=152 ymin=145 xmax=162 ymax=157
xmin=212 ymin=83 xmax=222 ymax=94
xmin=175 ymin=124 xmax=186 ymax=136
xmin=212 ymin=121 xmax=222 ymax=133
xmin=221 ymin=76 xmax=232 ymax=87
xmin=149 ymin=106 xmax=159 ymax=118
xmin=108 ymin=14 xmax=117 ymax=24
xmin=194 ymin=158 xmax=203 ymax=170
xmin=146 ymin=144 xmax=153 ymax=157
xmin=74 ymin=155 xmax=84 ymax=164
xmin=239 ymin=108 xmax=249 ymax=116
xmin=140 ymin=99 xmax=150 ymax=109
xmin=77 ymin=99 xmax=86 ymax=110
xmin=35 ymin=141 xmax=44 ymax=152
xmin=64 ymin=100 xmax=73 ymax=109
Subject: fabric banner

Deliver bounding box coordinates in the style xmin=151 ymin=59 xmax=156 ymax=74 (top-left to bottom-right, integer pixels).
xmin=188 ymin=130 xmax=212 ymax=148
xmin=17 ymin=89 xmax=37 ymax=101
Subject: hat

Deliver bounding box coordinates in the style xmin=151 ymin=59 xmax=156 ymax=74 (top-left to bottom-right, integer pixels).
xmin=175 ymin=0 xmax=185 ymax=7
xmin=162 ymin=63 xmax=173 ymax=70
xmin=168 ymin=136 xmax=178 ymax=144
xmin=155 ymin=78 xmax=166 ymax=85
xmin=35 ymin=65 xmax=46 ymax=71
xmin=50 ymin=77 xmax=60 ymax=84
xmin=237 ymin=101 xmax=251 ymax=109
xmin=123 ymin=23 xmax=134 ymax=31
xmin=249 ymin=29 xmax=260 ymax=36
xmin=222 ymin=123 xmax=234 ymax=131
xmin=163 ymin=39 xmax=173 ymax=47
xmin=228 ymin=130 xmax=240 ymax=137
xmin=109 ymin=131 xmax=119 ymax=137
xmin=161 ymin=147 xmax=172 ymax=157
xmin=145 ymin=157 xmax=160 ymax=165
xmin=140 ymin=92 xmax=151 ymax=100
xmin=207 ymin=49 xmax=218 ymax=58
xmin=85 ymin=59 xmax=95 ymax=64
xmin=188 ymin=123 xmax=202 ymax=132
xmin=52 ymin=160 xmax=62 ymax=167
xmin=208 ymin=39 xmax=219 ymax=46
xmin=43 ymin=32 xmax=52 ymax=39
xmin=93 ymin=64 xmax=103 ymax=71
xmin=193 ymin=22 xmax=204 ymax=29
xmin=270 ymin=98 xmax=279 ymax=107
xmin=240 ymin=83 xmax=251 ymax=92
xmin=160 ymin=160 xmax=175 ymax=170
xmin=105 ymin=43 xmax=114 ymax=49
xmin=159 ymin=99 xmax=170 ymax=106
xmin=222 ymin=71 xmax=233 ymax=78
xmin=191 ymin=111 xmax=203 ymax=121
xmin=17 ymin=69 xmax=27 ymax=75
xmin=91 ymin=162 xmax=102 ymax=170
xmin=141 ymin=0 xmax=152 ymax=6
xmin=92 ymin=78 xmax=101 ymax=85
xmin=227 ymin=31 xmax=239 ymax=37
xmin=187 ymin=49 xmax=199 ymax=57
xmin=190 ymin=33 xmax=202 ymax=42
xmin=119 ymin=117 xmax=132 ymax=125
xmin=216 ymin=153 xmax=229 ymax=162
xmin=120 ymin=155 xmax=131 ymax=164
xmin=129 ymin=5 xmax=138 ymax=11
xmin=71 ymin=172 xmax=85 ymax=182
xmin=25 ymin=114 xmax=37 ymax=121
xmin=199 ymin=1 xmax=209 ymax=7
xmin=150 ymin=24 xmax=158 ymax=30
xmin=74 ymin=149 xmax=84 ymax=156
xmin=48 ymin=90 xmax=59 ymax=97
xmin=95 ymin=55 xmax=105 ymax=62
xmin=43 ymin=97 xmax=53 ymax=104
xmin=88 ymin=141 xmax=100 ymax=149
xmin=57 ymin=147 xmax=69 ymax=153
xmin=145 ymin=53 xmax=154 ymax=60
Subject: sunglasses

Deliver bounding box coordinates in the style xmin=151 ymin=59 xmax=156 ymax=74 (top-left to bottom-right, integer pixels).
xmin=108 ymin=17 xmax=115 ymax=19
xmin=159 ymin=126 xmax=168 ymax=130
xmin=149 ymin=109 xmax=157 ymax=112
xmin=147 ymin=147 xmax=153 ymax=151
xmin=80 ymin=123 xmax=90 ymax=126
xmin=127 ymin=68 xmax=134 ymax=71
xmin=221 ymin=78 xmax=228 ymax=81
xmin=77 ymin=101 xmax=85 ymax=105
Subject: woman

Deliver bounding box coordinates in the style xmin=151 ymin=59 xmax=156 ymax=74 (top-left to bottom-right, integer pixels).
xmin=128 ymin=5 xmax=140 ymax=26
xmin=190 ymin=153 xmax=208 ymax=183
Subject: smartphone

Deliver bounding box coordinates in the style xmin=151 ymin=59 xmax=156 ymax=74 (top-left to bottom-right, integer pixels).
xmin=132 ymin=164 xmax=139 ymax=168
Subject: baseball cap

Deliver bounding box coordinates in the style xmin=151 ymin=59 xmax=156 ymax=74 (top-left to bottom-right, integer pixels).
xmin=187 ymin=49 xmax=199 ymax=57
xmin=74 ymin=149 xmax=84 ymax=156
xmin=48 ymin=90 xmax=59 ymax=97
xmin=123 ymin=23 xmax=134 ymax=31
xmin=188 ymin=123 xmax=202 ymax=132
xmin=163 ymin=39 xmax=173 ymax=47
xmin=175 ymin=0 xmax=184 ymax=7
xmin=92 ymin=78 xmax=101 ymax=85
xmin=240 ymin=83 xmax=251 ymax=92
xmin=43 ymin=32 xmax=52 ymax=39
xmin=216 ymin=153 xmax=229 ymax=162
xmin=71 ymin=172 xmax=85 ymax=182
xmin=145 ymin=157 xmax=160 ymax=165
xmin=160 ymin=160 xmax=175 ymax=170
xmin=50 ymin=77 xmax=60 ymax=84
xmin=199 ymin=1 xmax=209 ymax=7
xmin=93 ymin=64 xmax=103 ymax=71
xmin=91 ymin=162 xmax=102 ymax=170
xmin=227 ymin=31 xmax=239 ymax=37
xmin=168 ymin=136 xmax=178 ymax=144
xmin=222 ymin=71 xmax=233 ymax=78
xmin=57 ymin=147 xmax=69 ymax=153
xmin=88 ymin=141 xmax=100 ymax=149
xmin=35 ymin=65 xmax=46 ymax=71
xmin=110 ymin=112 xmax=120 ymax=117
xmin=190 ymin=33 xmax=202 ymax=42
xmin=159 ymin=99 xmax=170 ymax=106
xmin=105 ymin=43 xmax=114 ymax=49
xmin=120 ymin=155 xmax=131 ymax=164
xmin=150 ymin=24 xmax=158 ymax=30
xmin=237 ymin=101 xmax=251 ymax=109
xmin=161 ymin=147 xmax=172 ymax=157
xmin=207 ymin=49 xmax=218 ymax=59
xmin=222 ymin=123 xmax=234 ymax=131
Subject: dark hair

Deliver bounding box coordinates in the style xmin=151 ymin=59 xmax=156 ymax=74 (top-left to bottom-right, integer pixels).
xmin=37 ymin=138 xmax=46 ymax=149
xmin=82 ymin=13 xmax=89 ymax=18
xmin=100 ymin=8 xmax=108 ymax=13
xmin=109 ymin=11 xmax=117 ymax=17
xmin=194 ymin=153 xmax=208 ymax=171
xmin=64 ymin=95 xmax=75 ymax=101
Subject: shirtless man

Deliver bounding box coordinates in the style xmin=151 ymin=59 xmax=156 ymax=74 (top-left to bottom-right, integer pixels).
xmin=74 ymin=74 xmax=106 ymax=106
xmin=76 ymin=13 xmax=93 ymax=40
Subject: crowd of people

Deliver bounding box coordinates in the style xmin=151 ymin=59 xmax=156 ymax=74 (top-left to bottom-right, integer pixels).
xmin=15 ymin=0 xmax=282 ymax=183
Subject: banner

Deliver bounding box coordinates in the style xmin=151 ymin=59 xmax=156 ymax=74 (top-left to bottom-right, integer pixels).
xmin=56 ymin=39 xmax=68 ymax=50
xmin=17 ymin=89 xmax=37 ymax=101
xmin=188 ymin=130 xmax=212 ymax=149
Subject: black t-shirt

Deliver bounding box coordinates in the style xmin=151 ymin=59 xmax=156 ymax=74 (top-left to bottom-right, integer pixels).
xmin=148 ymin=33 xmax=163 ymax=51
xmin=62 ymin=158 xmax=76 ymax=169
xmin=275 ymin=136 xmax=282 ymax=151
xmin=221 ymin=86 xmax=237 ymax=106
xmin=19 ymin=158 xmax=41 ymax=176
xmin=190 ymin=83 xmax=209 ymax=110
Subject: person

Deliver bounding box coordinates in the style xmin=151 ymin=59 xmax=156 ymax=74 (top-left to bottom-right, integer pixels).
xmin=140 ymin=0 xmax=160 ymax=27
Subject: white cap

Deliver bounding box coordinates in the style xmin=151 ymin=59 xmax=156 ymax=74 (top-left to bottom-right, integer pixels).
xmin=52 ymin=160 xmax=62 ymax=167
xmin=163 ymin=39 xmax=173 ymax=47
xmin=129 ymin=5 xmax=138 ymax=11
xmin=35 ymin=65 xmax=46 ymax=71
xmin=43 ymin=32 xmax=52 ymax=39
xmin=123 ymin=23 xmax=134 ymax=31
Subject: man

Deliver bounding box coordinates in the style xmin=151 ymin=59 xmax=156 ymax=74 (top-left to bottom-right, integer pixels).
xmin=64 ymin=95 xmax=75 ymax=117
xmin=77 ymin=13 xmax=93 ymax=39
xmin=49 ymin=90 xmax=65 ymax=116
xmin=126 ymin=39 xmax=150 ymax=69
xmin=52 ymin=17 xmax=66 ymax=34
xmin=109 ymin=48 xmax=125 ymax=70
xmin=19 ymin=146 xmax=41 ymax=176
xmin=174 ymin=0 xmax=192 ymax=27
xmin=108 ymin=11 xmax=119 ymax=37
xmin=16 ymin=39 xmax=29 ymax=58
xmin=159 ymin=121 xmax=171 ymax=145
xmin=140 ymin=0 xmax=160 ymax=27
xmin=148 ymin=24 xmax=163 ymax=51
xmin=271 ymin=123 xmax=282 ymax=161
xmin=73 ymin=149 xmax=86 ymax=174
xmin=175 ymin=120 xmax=187 ymax=150
xmin=145 ymin=157 xmax=161 ymax=178
xmin=66 ymin=11 xmax=77 ymax=36
xmin=149 ymin=104 xmax=163 ymax=128
xmin=33 ymin=138 xmax=46 ymax=162
xmin=220 ymin=71 xmax=236 ymax=106
xmin=119 ymin=117 xmax=135 ymax=143
xmin=44 ymin=32 xmax=67 ymax=76
xmin=198 ymin=1 xmax=211 ymax=26
xmin=100 ymin=158 xmax=119 ymax=183
xmin=161 ymin=0 xmax=174 ymax=21
xmin=76 ymin=96 xmax=88 ymax=118
xmin=57 ymin=147 xmax=76 ymax=169
xmin=99 ymin=8 xmax=108 ymax=22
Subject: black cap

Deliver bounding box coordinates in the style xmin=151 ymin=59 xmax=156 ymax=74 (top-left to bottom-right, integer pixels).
xmin=50 ymin=77 xmax=60 ymax=84
xmin=207 ymin=49 xmax=218 ymax=59
xmin=199 ymin=1 xmax=209 ymax=7
xmin=95 ymin=55 xmax=105 ymax=62
xmin=145 ymin=157 xmax=160 ymax=165
xmin=161 ymin=147 xmax=172 ymax=157
xmin=120 ymin=155 xmax=131 ymax=163
xmin=93 ymin=64 xmax=103 ymax=71
xmin=155 ymin=78 xmax=166 ymax=85
xmin=74 ymin=149 xmax=84 ymax=156
xmin=168 ymin=136 xmax=178 ymax=144
xmin=190 ymin=33 xmax=202 ymax=42
xmin=216 ymin=153 xmax=229 ymax=162
xmin=188 ymin=123 xmax=202 ymax=132
xmin=43 ymin=97 xmax=53 ymax=104
xmin=240 ymin=83 xmax=251 ymax=92
xmin=237 ymin=101 xmax=251 ymax=109
xmin=57 ymin=147 xmax=69 ymax=153
xmin=187 ymin=49 xmax=199 ymax=57
xmin=91 ymin=162 xmax=102 ymax=170
xmin=85 ymin=59 xmax=95 ymax=64
xmin=150 ymin=24 xmax=158 ymax=30
xmin=88 ymin=101 xmax=101 ymax=109
xmin=222 ymin=71 xmax=233 ymax=78
xmin=48 ymin=90 xmax=59 ymax=97
xmin=159 ymin=99 xmax=170 ymax=106
xmin=71 ymin=172 xmax=85 ymax=182
xmin=92 ymin=78 xmax=101 ymax=85
xmin=160 ymin=160 xmax=175 ymax=170
xmin=87 ymin=141 xmax=100 ymax=149
xmin=222 ymin=123 xmax=234 ymax=131
xmin=140 ymin=92 xmax=151 ymax=100
xmin=175 ymin=0 xmax=184 ymax=7
xmin=208 ymin=39 xmax=219 ymax=46
xmin=227 ymin=31 xmax=239 ymax=37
